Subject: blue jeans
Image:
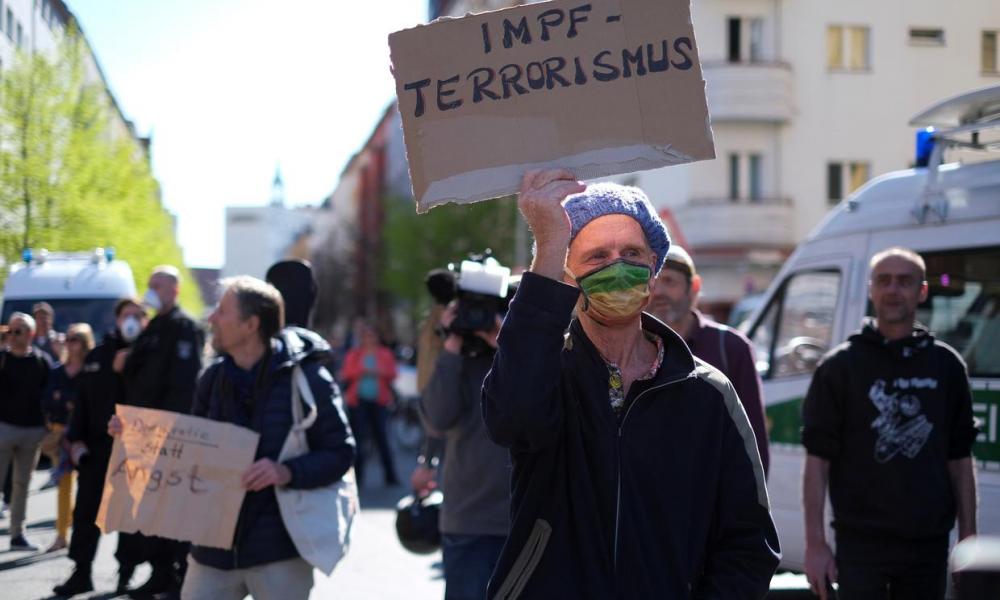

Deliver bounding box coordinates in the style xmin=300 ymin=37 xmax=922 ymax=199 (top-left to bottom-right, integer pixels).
xmin=441 ymin=533 xmax=505 ymax=600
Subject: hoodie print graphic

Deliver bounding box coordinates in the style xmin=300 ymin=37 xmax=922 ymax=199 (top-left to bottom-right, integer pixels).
xmin=869 ymin=378 xmax=935 ymax=463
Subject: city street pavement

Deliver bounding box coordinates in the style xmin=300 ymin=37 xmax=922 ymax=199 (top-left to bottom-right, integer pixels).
xmin=0 ymin=451 xmax=812 ymax=599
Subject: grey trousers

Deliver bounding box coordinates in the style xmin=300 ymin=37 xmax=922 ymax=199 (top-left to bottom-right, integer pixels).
xmin=181 ymin=556 xmax=314 ymax=600
xmin=0 ymin=422 xmax=46 ymax=538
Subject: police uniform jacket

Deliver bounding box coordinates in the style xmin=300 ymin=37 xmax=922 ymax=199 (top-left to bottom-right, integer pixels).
xmin=122 ymin=306 xmax=203 ymax=413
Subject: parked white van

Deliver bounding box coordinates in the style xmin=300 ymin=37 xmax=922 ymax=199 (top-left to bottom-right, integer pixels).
xmin=1 ymin=248 xmax=137 ymax=338
xmin=742 ymin=85 xmax=1000 ymax=571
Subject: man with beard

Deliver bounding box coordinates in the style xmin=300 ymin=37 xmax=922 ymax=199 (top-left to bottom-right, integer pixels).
xmin=54 ymin=298 xmax=148 ymax=597
xmin=647 ymin=245 xmax=769 ymax=474
xmin=482 ymin=171 xmax=779 ymax=598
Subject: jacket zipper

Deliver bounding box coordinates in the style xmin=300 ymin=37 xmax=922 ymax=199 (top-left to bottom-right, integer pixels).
xmin=613 ymin=374 xmax=692 ymax=574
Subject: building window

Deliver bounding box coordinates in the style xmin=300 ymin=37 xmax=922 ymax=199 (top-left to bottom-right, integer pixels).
xmin=848 ymin=162 xmax=870 ymax=194
xmin=5 ymin=9 xmax=12 ymax=39
xmin=749 ymin=154 xmax=762 ymax=201
xmin=828 ymin=25 xmax=870 ymax=71
xmin=16 ymin=21 xmax=22 ymax=47
xmin=728 ymin=16 xmax=766 ymax=63
xmin=749 ymin=18 xmax=764 ymax=62
xmin=828 ymin=161 xmax=870 ymax=204
xmin=984 ymin=31 xmax=998 ymax=74
xmin=909 ymin=28 xmax=945 ymax=46
xmin=827 ymin=163 xmax=843 ymax=204
xmin=728 ymin=17 xmax=741 ymax=62
xmin=729 ymin=154 xmax=740 ymax=201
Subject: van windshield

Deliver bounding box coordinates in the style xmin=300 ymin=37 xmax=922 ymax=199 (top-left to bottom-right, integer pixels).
xmin=915 ymin=246 xmax=1000 ymax=378
xmin=1 ymin=298 xmax=122 ymax=342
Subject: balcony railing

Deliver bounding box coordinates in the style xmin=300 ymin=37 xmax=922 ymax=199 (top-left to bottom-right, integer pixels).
xmin=674 ymin=196 xmax=796 ymax=250
xmin=702 ymin=61 xmax=795 ymax=123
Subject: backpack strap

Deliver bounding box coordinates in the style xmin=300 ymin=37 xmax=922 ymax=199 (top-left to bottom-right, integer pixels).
xmin=291 ymin=365 xmax=319 ymax=432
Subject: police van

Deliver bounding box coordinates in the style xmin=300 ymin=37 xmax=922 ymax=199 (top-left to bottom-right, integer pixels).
xmin=1 ymin=248 xmax=137 ymax=338
xmin=741 ymin=84 xmax=1000 ymax=571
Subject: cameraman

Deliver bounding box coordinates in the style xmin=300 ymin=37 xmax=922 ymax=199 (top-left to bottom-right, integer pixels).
xmin=419 ymin=300 xmax=510 ymax=600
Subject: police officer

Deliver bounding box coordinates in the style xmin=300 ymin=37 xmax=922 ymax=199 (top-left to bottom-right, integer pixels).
xmin=119 ymin=266 xmax=204 ymax=597
xmin=54 ymin=298 xmax=148 ymax=597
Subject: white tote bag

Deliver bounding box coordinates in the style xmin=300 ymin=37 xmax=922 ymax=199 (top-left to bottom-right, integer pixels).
xmin=275 ymin=365 xmax=359 ymax=576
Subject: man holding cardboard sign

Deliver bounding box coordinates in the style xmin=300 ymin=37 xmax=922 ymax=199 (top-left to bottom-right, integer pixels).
xmin=390 ymin=0 xmax=715 ymax=212
xmin=183 ymin=276 xmax=353 ymax=600
xmin=481 ymin=170 xmax=780 ymax=598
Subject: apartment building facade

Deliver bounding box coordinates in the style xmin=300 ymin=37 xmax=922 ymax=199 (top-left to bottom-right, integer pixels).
xmin=0 ymin=0 xmax=150 ymax=158
xmin=431 ymin=0 xmax=1000 ymax=315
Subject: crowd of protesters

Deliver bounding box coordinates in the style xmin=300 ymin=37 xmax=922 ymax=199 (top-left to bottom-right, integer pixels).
xmin=0 ymin=171 xmax=983 ymax=600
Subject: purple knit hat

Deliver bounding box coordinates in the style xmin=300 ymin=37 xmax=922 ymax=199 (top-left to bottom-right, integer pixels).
xmin=563 ymin=182 xmax=671 ymax=272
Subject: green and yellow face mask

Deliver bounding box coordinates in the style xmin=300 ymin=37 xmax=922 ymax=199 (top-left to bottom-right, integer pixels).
xmin=568 ymin=259 xmax=653 ymax=321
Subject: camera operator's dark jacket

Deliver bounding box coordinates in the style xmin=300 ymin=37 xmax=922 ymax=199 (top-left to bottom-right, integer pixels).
xmin=189 ymin=327 xmax=356 ymax=570
xmin=482 ymin=273 xmax=780 ymax=600
xmin=420 ymin=350 xmax=509 ymax=537
xmin=122 ymin=305 xmax=203 ymax=413
xmin=67 ymin=331 xmax=129 ymax=454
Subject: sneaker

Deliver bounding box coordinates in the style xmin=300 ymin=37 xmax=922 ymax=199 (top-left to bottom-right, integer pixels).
xmin=52 ymin=568 xmax=94 ymax=597
xmin=10 ymin=535 xmax=38 ymax=551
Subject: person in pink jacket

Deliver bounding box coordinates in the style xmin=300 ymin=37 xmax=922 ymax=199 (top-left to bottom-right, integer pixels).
xmin=339 ymin=323 xmax=399 ymax=487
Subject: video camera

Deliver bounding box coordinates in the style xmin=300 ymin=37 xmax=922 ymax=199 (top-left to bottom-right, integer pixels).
xmin=425 ymin=250 xmax=512 ymax=336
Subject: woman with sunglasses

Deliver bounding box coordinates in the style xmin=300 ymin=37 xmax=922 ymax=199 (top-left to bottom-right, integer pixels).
xmin=40 ymin=323 xmax=95 ymax=552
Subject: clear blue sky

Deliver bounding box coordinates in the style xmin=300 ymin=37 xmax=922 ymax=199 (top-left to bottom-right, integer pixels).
xmin=70 ymin=1 xmax=428 ymax=268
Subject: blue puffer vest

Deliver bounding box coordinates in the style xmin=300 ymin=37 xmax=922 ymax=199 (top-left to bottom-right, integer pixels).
xmin=189 ymin=327 xmax=355 ymax=570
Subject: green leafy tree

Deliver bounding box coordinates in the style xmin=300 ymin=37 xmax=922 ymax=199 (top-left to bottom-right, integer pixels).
xmin=380 ymin=195 xmax=523 ymax=330
xmin=0 ymin=29 xmax=202 ymax=313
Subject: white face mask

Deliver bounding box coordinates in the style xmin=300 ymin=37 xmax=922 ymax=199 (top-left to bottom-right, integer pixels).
xmin=120 ymin=316 xmax=142 ymax=342
xmin=142 ymin=288 xmax=163 ymax=312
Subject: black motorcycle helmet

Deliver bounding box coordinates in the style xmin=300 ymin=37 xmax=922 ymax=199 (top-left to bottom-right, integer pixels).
xmin=395 ymin=490 xmax=443 ymax=554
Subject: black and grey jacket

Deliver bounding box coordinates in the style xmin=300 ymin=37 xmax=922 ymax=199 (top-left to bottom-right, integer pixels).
xmin=482 ymin=272 xmax=779 ymax=599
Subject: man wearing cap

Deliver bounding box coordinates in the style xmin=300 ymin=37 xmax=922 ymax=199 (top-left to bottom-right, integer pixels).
xmin=32 ymin=302 xmax=61 ymax=365
xmin=482 ymin=170 xmax=780 ymax=598
xmin=649 ymin=245 xmax=770 ymax=474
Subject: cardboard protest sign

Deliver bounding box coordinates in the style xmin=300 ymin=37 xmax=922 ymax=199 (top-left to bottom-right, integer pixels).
xmin=96 ymin=406 xmax=259 ymax=549
xmin=390 ymin=0 xmax=715 ymax=212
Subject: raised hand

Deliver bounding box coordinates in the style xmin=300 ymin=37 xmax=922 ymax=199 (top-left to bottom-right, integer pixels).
xmin=517 ymin=169 xmax=585 ymax=280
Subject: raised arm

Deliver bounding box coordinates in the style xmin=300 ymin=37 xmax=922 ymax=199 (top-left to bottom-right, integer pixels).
xmin=481 ymin=170 xmax=585 ymax=453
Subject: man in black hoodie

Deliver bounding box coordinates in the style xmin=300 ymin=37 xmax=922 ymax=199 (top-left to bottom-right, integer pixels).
xmin=802 ymin=247 xmax=979 ymax=600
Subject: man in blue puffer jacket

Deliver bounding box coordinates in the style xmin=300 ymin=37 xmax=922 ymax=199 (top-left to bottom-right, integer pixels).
xmin=183 ymin=276 xmax=355 ymax=600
